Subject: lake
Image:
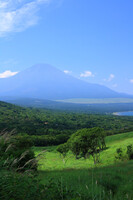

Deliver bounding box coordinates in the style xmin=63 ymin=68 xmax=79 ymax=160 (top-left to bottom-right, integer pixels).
xmin=114 ymin=111 xmax=133 ymax=116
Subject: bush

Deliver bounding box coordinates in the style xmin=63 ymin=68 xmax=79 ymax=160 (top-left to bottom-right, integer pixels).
xmin=115 ymin=148 xmax=124 ymax=161
xmin=127 ymin=144 xmax=133 ymax=160
xmin=115 ymin=145 xmax=133 ymax=162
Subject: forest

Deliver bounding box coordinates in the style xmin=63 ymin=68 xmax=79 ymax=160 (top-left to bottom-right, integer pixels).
xmin=0 ymin=101 xmax=133 ymax=146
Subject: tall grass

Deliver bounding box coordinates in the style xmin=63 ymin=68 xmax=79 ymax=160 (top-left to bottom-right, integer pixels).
xmin=0 ymin=131 xmax=46 ymax=200
xmin=38 ymin=161 xmax=133 ymax=200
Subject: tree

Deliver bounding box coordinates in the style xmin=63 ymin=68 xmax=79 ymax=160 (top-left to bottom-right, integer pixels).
xmin=56 ymin=143 xmax=69 ymax=158
xmin=56 ymin=143 xmax=69 ymax=165
xmin=67 ymin=127 xmax=106 ymax=164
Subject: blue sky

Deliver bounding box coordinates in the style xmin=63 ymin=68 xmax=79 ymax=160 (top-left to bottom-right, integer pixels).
xmin=0 ymin=0 xmax=133 ymax=94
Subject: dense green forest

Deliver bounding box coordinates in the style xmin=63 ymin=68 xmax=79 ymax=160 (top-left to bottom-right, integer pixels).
xmin=1 ymin=101 xmax=133 ymax=146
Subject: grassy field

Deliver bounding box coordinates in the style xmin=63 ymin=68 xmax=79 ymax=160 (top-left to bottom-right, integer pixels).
xmin=34 ymin=132 xmax=133 ymax=199
xmin=57 ymin=98 xmax=133 ymax=104
xmin=38 ymin=161 xmax=133 ymax=200
xmin=34 ymin=131 xmax=133 ymax=171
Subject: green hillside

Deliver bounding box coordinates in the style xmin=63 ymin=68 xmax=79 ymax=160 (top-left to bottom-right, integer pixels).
xmin=35 ymin=131 xmax=133 ymax=170
xmin=1 ymin=100 xmax=133 ymax=138
xmin=0 ymin=101 xmax=133 ymax=199
xmin=35 ymin=131 xmax=133 ymax=199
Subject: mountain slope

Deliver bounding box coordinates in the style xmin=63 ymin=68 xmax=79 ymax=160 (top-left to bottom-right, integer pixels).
xmin=0 ymin=64 xmax=131 ymax=100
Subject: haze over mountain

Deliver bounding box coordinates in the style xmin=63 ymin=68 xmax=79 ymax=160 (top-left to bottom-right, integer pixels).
xmin=0 ymin=64 xmax=132 ymax=100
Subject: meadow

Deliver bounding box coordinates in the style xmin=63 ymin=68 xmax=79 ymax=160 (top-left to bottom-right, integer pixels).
xmin=34 ymin=131 xmax=133 ymax=170
xmin=34 ymin=131 xmax=133 ymax=199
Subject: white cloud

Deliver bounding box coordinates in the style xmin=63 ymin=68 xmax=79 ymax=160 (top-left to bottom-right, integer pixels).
xmin=130 ymin=79 xmax=133 ymax=83
xmin=108 ymin=74 xmax=115 ymax=81
xmin=0 ymin=0 xmax=50 ymax=36
xmin=0 ymin=70 xmax=18 ymax=78
xmin=64 ymin=70 xmax=72 ymax=74
xmin=104 ymin=74 xmax=115 ymax=82
xmin=80 ymin=71 xmax=94 ymax=78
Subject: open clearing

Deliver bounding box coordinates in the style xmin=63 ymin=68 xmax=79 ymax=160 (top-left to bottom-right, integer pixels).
xmin=34 ymin=131 xmax=133 ymax=171
xmin=34 ymin=131 xmax=133 ymax=199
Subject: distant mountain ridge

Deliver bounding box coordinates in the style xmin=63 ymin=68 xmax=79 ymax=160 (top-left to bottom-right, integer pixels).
xmin=0 ymin=63 xmax=132 ymax=100
xmin=1 ymin=97 xmax=133 ymax=114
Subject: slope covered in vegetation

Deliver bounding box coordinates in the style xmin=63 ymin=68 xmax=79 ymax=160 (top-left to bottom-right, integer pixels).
xmin=35 ymin=131 xmax=133 ymax=199
xmin=1 ymin=100 xmax=133 ymax=136
xmin=35 ymin=131 xmax=133 ymax=170
xmin=0 ymin=101 xmax=133 ymax=199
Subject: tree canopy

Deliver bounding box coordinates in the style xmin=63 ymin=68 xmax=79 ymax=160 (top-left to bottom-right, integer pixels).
xmin=67 ymin=127 xmax=106 ymax=163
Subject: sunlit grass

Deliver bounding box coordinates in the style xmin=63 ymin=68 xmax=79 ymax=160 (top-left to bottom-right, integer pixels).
xmin=34 ymin=132 xmax=133 ymax=171
xmin=33 ymin=131 xmax=133 ymax=199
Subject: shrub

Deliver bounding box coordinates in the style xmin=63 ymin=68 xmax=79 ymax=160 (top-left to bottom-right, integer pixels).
xmin=115 ymin=148 xmax=125 ymax=161
xmin=127 ymin=144 xmax=133 ymax=160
